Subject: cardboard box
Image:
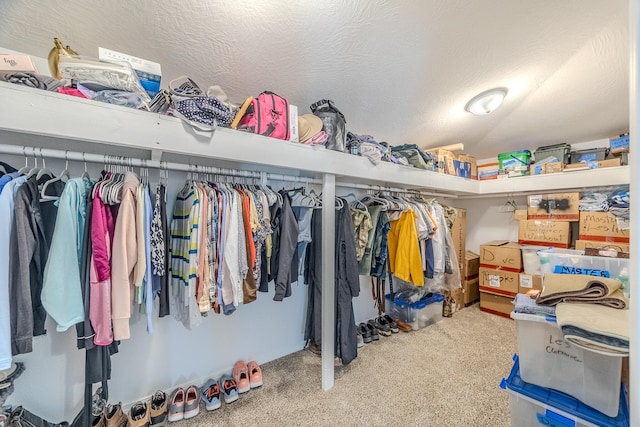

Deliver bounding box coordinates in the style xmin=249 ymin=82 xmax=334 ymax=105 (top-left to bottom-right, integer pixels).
xmin=597 ymin=158 xmax=621 ymax=168
xmin=457 ymin=154 xmax=476 ymax=179
xmin=578 ymin=212 xmax=630 ymax=243
xmin=451 ymin=208 xmax=466 ymax=277
xmin=463 ymin=250 xmax=480 ymax=281
xmin=479 ymin=241 xmax=522 ymax=271
xmin=518 ymin=273 xmax=542 ymax=294
xmin=610 ymin=133 xmax=629 ymax=154
xmin=479 ymin=292 xmax=514 ymax=318
xmin=529 ymin=162 xmax=564 ymax=175
xmin=0 ymin=54 xmax=37 ymax=79
xmin=429 ymin=149 xmax=457 ymax=175
xmin=575 ymin=239 xmax=630 ymax=254
xmin=513 ymin=209 xmax=527 ymax=221
xmin=478 ymin=161 xmax=499 ymax=180
xmin=463 ymin=278 xmax=480 ymax=305
xmin=527 ymin=192 xmax=580 ymax=221
xmin=444 ymin=288 xmax=464 ymax=315
xmin=518 ymin=220 xmax=571 ymax=249
xmin=479 ymin=267 xmax=519 ymax=297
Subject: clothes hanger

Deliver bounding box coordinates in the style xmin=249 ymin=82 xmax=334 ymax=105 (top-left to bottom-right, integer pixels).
xmin=18 ymin=147 xmax=32 ymax=175
xmin=26 ymin=147 xmax=41 ymax=178
xmin=81 ymin=152 xmax=91 ymax=181
xmin=36 ymin=148 xmax=54 ymax=181
xmin=41 ymin=150 xmax=71 ymax=201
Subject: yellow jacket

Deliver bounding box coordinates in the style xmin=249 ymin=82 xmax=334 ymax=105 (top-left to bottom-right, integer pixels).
xmin=388 ymin=209 xmax=424 ymax=286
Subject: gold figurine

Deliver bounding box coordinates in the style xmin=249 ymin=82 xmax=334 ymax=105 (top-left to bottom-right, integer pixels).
xmin=47 ymin=37 xmax=78 ymax=79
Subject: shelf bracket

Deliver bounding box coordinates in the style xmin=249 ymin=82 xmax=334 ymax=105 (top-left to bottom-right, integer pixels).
xmin=151 ymin=149 xmax=164 ymax=162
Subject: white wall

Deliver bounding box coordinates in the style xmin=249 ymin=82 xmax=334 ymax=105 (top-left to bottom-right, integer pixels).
xmin=2 ymin=154 xmax=379 ymax=422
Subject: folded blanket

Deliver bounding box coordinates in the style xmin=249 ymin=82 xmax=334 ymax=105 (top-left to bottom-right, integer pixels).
xmin=513 ymin=293 xmax=556 ymax=316
xmin=536 ymin=273 xmax=626 ymax=309
xmin=555 ymin=302 xmax=629 ymax=356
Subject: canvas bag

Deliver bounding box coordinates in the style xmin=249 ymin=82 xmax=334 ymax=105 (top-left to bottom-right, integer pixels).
xmin=310 ymin=99 xmax=347 ymax=152
xmin=237 ymin=91 xmax=290 ymax=140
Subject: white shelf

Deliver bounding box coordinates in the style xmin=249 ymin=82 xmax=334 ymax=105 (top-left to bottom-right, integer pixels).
xmin=0 ymin=82 xmax=630 ymax=196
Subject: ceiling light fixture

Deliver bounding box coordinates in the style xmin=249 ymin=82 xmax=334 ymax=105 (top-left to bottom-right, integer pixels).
xmin=464 ymin=87 xmax=508 ymax=115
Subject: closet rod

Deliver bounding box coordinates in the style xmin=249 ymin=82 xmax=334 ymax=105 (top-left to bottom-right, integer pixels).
xmin=0 ymin=144 xmax=316 ymax=183
xmin=335 ymin=181 xmax=459 ymax=199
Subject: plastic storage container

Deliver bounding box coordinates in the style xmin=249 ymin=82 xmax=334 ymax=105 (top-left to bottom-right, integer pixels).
xmin=501 ymin=355 xmax=629 ymax=427
xmin=385 ymin=293 xmax=444 ymax=330
xmin=498 ymin=150 xmax=531 ymax=177
xmin=570 ymin=147 xmax=610 ymax=163
xmin=510 ymin=312 xmax=624 ymax=417
xmin=534 ymin=143 xmax=571 ymax=164
xmin=520 ymin=245 xmax=553 ymax=275
xmin=537 ymin=248 xmax=630 ymax=297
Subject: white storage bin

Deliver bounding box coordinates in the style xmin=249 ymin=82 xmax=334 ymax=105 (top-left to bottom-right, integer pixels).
xmin=502 ymin=355 xmax=629 ymax=427
xmin=520 ymin=245 xmax=552 ymax=275
xmin=538 ymin=249 xmax=630 ymax=297
xmin=511 ymin=312 xmax=624 ymax=417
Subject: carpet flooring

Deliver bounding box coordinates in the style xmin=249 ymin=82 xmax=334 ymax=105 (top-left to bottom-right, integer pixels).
xmin=181 ymin=304 xmax=517 ymax=426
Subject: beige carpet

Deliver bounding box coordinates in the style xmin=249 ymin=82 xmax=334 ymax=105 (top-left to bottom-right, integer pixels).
xmin=181 ymin=304 xmax=517 ymax=427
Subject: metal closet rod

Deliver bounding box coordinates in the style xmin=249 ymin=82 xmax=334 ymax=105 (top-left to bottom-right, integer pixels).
xmin=0 ymin=144 xmax=316 ymax=183
xmin=335 ymin=181 xmax=459 ymax=199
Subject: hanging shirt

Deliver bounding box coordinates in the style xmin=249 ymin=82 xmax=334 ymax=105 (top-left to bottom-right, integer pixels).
xmin=143 ymin=184 xmax=154 ymax=333
xmin=0 ymin=176 xmax=26 ymax=369
xmin=41 ymin=178 xmax=92 ymax=333
xmin=387 ymin=209 xmax=424 ymax=286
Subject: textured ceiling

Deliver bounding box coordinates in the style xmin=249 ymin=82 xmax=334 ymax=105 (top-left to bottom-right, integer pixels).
xmin=0 ymin=0 xmax=630 ymax=158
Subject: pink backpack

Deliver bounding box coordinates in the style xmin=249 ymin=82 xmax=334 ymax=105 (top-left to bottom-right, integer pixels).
xmin=237 ymin=91 xmax=290 ymax=140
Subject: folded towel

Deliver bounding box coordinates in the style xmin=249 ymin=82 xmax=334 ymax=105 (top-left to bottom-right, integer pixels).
xmin=513 ymin=293 xmax=556 ymax=316
xmin=536 ymin=273 xmax=626 ymax=308
xmin=555 ymin=303 xmax=629 ymax=356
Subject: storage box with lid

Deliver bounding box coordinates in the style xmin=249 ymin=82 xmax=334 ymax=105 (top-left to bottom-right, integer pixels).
xmin=510 ymin=312 xmax=624 ymax=417
xmin=537 ymin=248 xmax=630 ymax=297
xmin=498 ymin=150 xmax=531 ymax=177
xmin=385 ymin=293 xmax=444 ymax=330
xmin=501 ymin=355 xmax=629 ymax=426
xmin=534 ymin=142 xmax=571 ymax=164
xmin=570 ymin=147 xmax=610 ymax=163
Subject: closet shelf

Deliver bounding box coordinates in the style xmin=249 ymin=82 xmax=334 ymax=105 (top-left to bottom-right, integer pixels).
xmin=0 ymin=82 xmax=630 ymax=197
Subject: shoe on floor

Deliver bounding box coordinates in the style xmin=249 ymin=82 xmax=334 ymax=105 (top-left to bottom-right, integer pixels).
xmin=393 ymin=317 xmax=413 ymax=332
xmin=308 ymin=341 xmax=322 ymax=356
xmin=356 ymin=330 xmax=364 ymax=348
xmin=91 ymin=414 xmax=105 ymax=427
xmin=247 ymin=361 xmax=263 ymax=389
xmin=104 ymin=402 xmax=127 ymax=427
xmin=233 ymin=360 xmax=251 ymax=394
xmin=167 ymin=387 xmax=185 ymax=422
xmin=382 ymin=314 xmax=399 ymax=333
xmin=374 ymin=316 xmax=392 ymax=336
xmin=201 ymin=379 xmax=222 ymax=411
xmin=183 ymin=385 xmax=200 ymax=420
xmin=358 ymin=323 xmax=372 ymax=343
xmin=219 ymin=375 xmax=239 ymax=404
xmin=128 ymin=401 xmax=150 ymax=427
xmin=365 ymin=321 xmax=380 ymax=341
xmin=150 ymin=390 xmax=168 ymax=426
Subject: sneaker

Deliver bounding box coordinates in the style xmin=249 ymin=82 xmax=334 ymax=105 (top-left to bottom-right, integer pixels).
xmin=358 ymin=323 xmax=372 ymax=343
xmin=149 ymin=391 xmax=167 ymax=426
xmin=247 ymin=361 xmax=263 ymax=389
xmin=201 ymin=379 xmax=221 ymax=411
xmin=104 ymin=402 xmax=127 ymax=427
xmin=382 ymin=314 xmax=399 ymax=333
xmin=356 ymin=331 xmax=364 ymax=348
xmin=232 ymin=361 xmax=250 ymax=394
xmin=393 ymin=317 xmax=413 ymax=332
xmin=167 ymin=388 xmax=185 ymax=422
xmin=371 ymin=317 xmax=391 ymax=336
xmin=219 ymin=375 xmax=239 ymax=404
xmin=91 ymin=414 xmax=105 ymax=427
xmin=365 ymin=321 xmax=380 ymax=341
xmin=183 ymin=385 xmax=200 ymax=420
xmin=128 ymin=401 xmax=150 ymax=427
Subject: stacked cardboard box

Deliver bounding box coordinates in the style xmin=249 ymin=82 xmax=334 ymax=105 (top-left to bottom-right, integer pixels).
xmin=577 ymin=211 xmax=630 ymax=254
xmin=427 ymin=149 xmax=477 ymax=179
xmin=462 ymin=251 xmax=480 ymax=305
xmin=478 ymin=241 xmax=522 ymax=318
xmin=517 ymin=192 xmax=578 ymax=248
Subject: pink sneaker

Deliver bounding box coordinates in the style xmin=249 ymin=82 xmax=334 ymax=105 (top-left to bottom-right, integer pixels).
xmin=232 ymin=360 xmax=250 ymax=394
xmin=247 ymin=361 xmax=263 ymax=389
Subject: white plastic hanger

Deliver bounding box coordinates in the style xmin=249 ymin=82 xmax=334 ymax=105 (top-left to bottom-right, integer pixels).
xmin=41 ymin=151 xmax=71 ymax=201
xmin=36 ymin=148 xmax=54 ymax=181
